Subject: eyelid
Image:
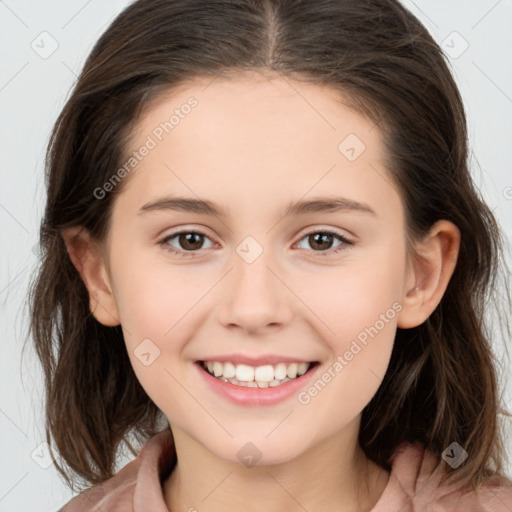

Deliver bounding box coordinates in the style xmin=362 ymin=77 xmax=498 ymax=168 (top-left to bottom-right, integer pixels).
xmin=159 ymin=229 xmax=218 ymax=251
xmin=292 ymin=227 xmax=354 ymax=255
xmin=295 ymin=224 xmax=354 ymax=241
xmin=155 ymin=223 xmax=216 ymax=239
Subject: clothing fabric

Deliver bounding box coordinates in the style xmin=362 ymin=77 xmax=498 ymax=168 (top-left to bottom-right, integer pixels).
xmin=58 ymin=429 xmax=512 ymax=511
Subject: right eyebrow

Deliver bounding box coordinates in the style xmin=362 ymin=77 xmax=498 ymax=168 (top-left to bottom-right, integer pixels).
xmin=138 ymin=196 xmax=230 ymax=217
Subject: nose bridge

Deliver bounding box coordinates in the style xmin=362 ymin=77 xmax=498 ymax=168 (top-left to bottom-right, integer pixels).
xmin=217 ymin=234 xmax=292 ymax=331
xmin=232 ymin=234 xmax=280 ymax=301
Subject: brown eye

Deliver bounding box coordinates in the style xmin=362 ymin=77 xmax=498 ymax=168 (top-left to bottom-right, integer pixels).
xmin=177 ymin=232 xmax=205 ymax=250
xmin=160 ymin=230 xmax=215 ymax=256
xmin=295 ymin=230 xmax=353 ymax=257
xmin=307 ymin=233 xmax=336 ymax=250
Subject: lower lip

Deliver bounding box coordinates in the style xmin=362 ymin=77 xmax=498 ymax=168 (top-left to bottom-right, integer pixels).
xmin=194 ymin=361 xmax=320 ymax=406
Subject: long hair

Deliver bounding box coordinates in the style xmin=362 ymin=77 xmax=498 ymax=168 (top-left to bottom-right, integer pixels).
xmin=27 ymin=0 xmax=512 ymax=493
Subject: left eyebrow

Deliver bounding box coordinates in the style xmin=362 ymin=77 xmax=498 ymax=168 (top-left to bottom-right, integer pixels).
xmin=284 ymin=196 xmax=376 ymax=217
xmin=137 ymin=195 xmax=377 ymax=218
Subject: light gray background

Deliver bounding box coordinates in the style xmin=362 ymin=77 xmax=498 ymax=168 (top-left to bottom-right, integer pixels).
xmin=1 ymin=1 xmax=511 ymax=511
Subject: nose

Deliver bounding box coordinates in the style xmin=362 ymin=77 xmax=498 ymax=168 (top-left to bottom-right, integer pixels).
xmin=217 ymin=248 xmax=294 ymax=334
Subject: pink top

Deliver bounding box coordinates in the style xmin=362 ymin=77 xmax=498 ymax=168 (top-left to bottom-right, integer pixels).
xmin=58 ymin=429 xmax=512 ymax=512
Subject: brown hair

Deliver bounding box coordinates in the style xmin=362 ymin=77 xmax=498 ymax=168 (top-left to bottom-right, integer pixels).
xmin=27 ymin=0 xmax=512 ymax=494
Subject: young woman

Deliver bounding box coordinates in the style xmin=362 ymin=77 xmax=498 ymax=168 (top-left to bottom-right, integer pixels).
xmin=28 ymin=0 xmax=512 ymax=510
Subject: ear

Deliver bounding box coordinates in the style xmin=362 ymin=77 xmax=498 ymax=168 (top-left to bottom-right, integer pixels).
xmin=397 ymin=220 xmax=460 ymax=329
xmin=61 ymin=226 xmax=120 ymax=327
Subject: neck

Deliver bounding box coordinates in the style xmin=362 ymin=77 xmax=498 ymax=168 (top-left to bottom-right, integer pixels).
xmin=163 ymin=419 xmax=389 ymax=512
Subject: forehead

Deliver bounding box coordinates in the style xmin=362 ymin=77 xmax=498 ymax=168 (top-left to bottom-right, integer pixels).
xmin=130 ymin=71 xmax=379 ymax=156
xmin=114 ymin=71 xmax=398 ymax=222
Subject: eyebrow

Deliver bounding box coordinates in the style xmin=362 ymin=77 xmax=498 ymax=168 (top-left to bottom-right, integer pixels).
xmin=138 ymin=195 xmax=377 ymax=218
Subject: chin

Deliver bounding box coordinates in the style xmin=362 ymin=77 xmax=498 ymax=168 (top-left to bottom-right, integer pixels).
xmin=207 ymin=436 xmax=307 ymax=468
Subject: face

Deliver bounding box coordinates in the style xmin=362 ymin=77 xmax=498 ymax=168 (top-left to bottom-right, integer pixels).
xmin=100 ymin=72 xmax=411 ymax=465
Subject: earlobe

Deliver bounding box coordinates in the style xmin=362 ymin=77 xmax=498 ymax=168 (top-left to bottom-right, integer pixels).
xmin=397 ymin=220 xmax=460 ymax=329
xmin=61 ymin=226 xmax=121 ymax=327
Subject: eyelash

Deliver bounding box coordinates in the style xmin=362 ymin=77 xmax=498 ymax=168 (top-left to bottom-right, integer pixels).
xmin=158 ymin=229 xmax=354 ymax=258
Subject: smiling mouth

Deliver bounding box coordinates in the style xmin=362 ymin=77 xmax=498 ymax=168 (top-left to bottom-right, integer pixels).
xmin=198 ymin=360 xmax=319 ymax=388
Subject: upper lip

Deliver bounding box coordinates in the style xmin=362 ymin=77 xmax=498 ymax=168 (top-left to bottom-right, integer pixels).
xmin=197 ymin=354 xmax=317 ymax=366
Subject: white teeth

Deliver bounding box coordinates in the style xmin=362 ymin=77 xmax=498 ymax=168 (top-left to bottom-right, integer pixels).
xmin=287 ymin=363 xmax=298 ymax=378
xmin=297 ymin=362 xmax=308 ymax=376
xmin=274 ymin=363 xmax=288 ymax=380
xmin=254 ymin=365 xmax=274 ymax=382
xmin=213 ymin=362 xmax=223 ymax=377
xmin=235 ymin=364 xmax=255 ymax=382
xmin=202 ymin=360 xmax=313 ymax=387
xmin=223 ymin=362 xmax=236 ymax=379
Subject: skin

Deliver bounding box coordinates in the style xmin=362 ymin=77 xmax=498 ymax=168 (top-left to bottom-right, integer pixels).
xmin=63 ymin=71 xmax=460 ymax=512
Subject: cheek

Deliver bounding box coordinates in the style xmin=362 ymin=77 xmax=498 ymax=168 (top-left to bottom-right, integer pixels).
xmin=297 ymin=292 xmax=399 ymax=428
xmin=110 ymin=258 xmax=198 ymax=410
xmin=110 ymin=249 xmax=203 ymax=344
xmin=297 ymin=242 xmax=405 ymax=342
xmin=293 ymin=242 xmax=403 ymax=409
